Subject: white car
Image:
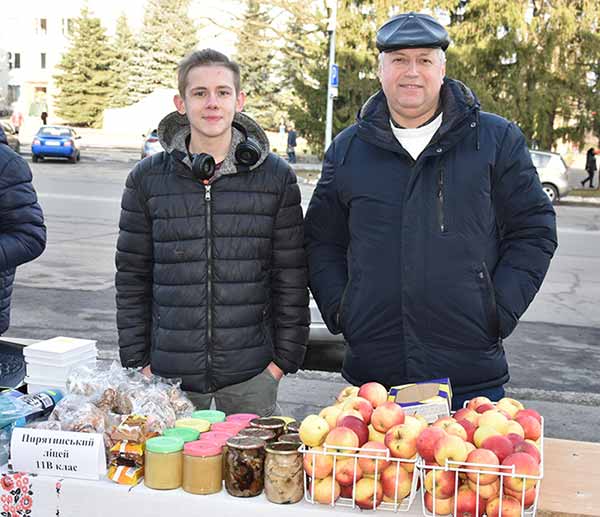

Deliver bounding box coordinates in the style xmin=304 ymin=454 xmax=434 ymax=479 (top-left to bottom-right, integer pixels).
xmin=530 ymin=150 xmax=570 ymax=204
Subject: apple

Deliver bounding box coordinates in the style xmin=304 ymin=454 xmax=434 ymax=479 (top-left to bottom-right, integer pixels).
xmin=465 ymin=448 xmax=500 ymax=485
xmin=454 ymin=407 xmax=480 ymax=426
xmin=432 ymin=415 xmax=457 ymax=430
xmin=504 ymin=420 xmax=525 ymax=438
xmin=506 ymin=433 xmax=525 ymax=448
xmin=303 ymin=446 xmax=334 ymax=479
xmin=319 ymin=405 xmax=344 ymax=429
xmin=342 ymin=396 xmax=374 ymax=424
xmin=324 ymin=426 xmax=359 ymax=454
xmin=514 ymin=414 xmax=542 ymax=441
xmin=337 ymin=415 xmax=369 ymax=447
xmin=384 ymin=423 xmax=418 ymax=459
xmin=478 ymin=410 xmax=509 ymax=434
xmin=455 ymin=485 xmax=485 ymax=517
xmin=466 ymin=396 xmax=492 ymax=411
xmin=380 ymin=463 xmax=412 ymax=502
xmin=481 ymin=435 xmax=514 ymax=463
xmin=354 ymin=477 xmax=383 ymax=509
xmin=496 ymin=397 xmax=525 ymax=418
xmin=336 ymin=386 xmax=359 ymax=405
xmin=445 ymin=422 xmax=469 ymax=441
xmin=457 ymin=418 xmax=477 ymax=443
xmin=368 ymin=424 xmax=386 ymax=443
xmin=475 ymin=403 xmax=496 ymax=414
xmin=371 ymin=402 xmax=405 ymax=433
xmin=505 ymin=485 xmax=538 ymax=508
xmin=336 ymin=409 xmax=365 ymax=425
xmin=486 ymin=495 xmax=522 ymax=517
xmin=340 ymin=483 xmax=354 ymax=499
xmin=423 ymin=491 xmax=455 ymax=515
xmin=513 ymin=440 xmax=541 ymax=464
xmin=473 ymin=425 xmax=502 ymax=448
xmin=299 ymin=414 xmax=330 ymax=447
xmin=424 ymin=469 xmax=457 ymax=498
xmin=468 ymin=478 xmax=500 ymax=500
xmin=404 ymin=414 xmax=428 ymax=435
xmin=434 ymin=434 xmax=469 ymax=466
xmin=502 ymin=452 xmax=540 ymax=492
xmin=515 ymin=408 xmax=542 ymax=424
xmin=358 ymin=382 xmax=388 ymax=408
xmin=416 ymin=426 xmax=447 ymax=462
xmin=334 ymin=458 xmax=362 ymax=486
xmin=310 ymin=475 xmax=341 ymax=505
xmin=358 ymin=441 xmax=390 ymax=475
xmin=402 ymin=455 xmax=417 ymax=473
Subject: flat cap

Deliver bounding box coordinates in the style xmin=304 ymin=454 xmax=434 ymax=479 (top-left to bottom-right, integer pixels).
xmin=376 ymin=12 xmax=450 ymax=52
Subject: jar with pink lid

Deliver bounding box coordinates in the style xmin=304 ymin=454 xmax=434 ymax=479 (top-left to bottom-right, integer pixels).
xmin=182 ymin=441 xmax=223 ymax=495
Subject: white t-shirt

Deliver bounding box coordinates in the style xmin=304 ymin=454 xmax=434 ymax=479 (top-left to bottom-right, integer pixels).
xmin=390 ymin=112 xmax=443 ymax=160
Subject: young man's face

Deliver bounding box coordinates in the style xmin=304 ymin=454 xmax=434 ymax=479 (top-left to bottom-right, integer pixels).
xmin=174 ymin=65 xmax=245 ymax=141
xmin=378 ymin=48 xmax=445 ymax=128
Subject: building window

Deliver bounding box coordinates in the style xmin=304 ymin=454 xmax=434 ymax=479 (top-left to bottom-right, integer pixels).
xmin=41 ymin=53 xmax=46 ymax=69
xmin=7 ymin=86 xmax=21 ymax=105
xmin=8 ymin=52 xmax=21 ymax=70
xmin=36 ymin=18 xmax=47 ymax=35
xmin=62 ymin=18 xmax=73 ymax=36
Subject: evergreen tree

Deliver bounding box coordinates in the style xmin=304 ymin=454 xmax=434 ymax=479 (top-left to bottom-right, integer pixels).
xmin=53 ymin=8 xmax=115 ymax=127
xmin=128 ymin=0 xmax=198 ymax=102
xmin=109 ymin=13 xmax=136 ymax=108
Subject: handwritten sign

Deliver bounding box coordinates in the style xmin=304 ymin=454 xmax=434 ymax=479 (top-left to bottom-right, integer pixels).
xmin=10 ymin=428 xmax=106 ymax=480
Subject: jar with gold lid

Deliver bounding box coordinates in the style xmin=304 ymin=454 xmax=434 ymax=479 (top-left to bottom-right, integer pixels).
xmin=237 ymin=427 xmax=276 ymax=443
xmin=144 ymin=436 xmax=184 ymax=490
xmin=248 ymin=417 xmax=285 ymax=440
xmin=224 ymin=436 xmax=266 ymax=497
xmin=264 ymin=442 xmax=304 ymax=504
xmin=286 ymin=421 xmax=300 ymax=434
xmin=182 ymin=441 xmax=223 ymax=495
xmin=278 ymin=433 xmax=301 ymax=446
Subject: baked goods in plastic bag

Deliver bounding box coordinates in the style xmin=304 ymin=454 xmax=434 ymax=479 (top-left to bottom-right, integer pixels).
xmin=49 ymin=395 xmax=105 ymax=434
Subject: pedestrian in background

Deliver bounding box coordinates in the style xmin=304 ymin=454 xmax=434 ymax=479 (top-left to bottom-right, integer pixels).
xmin=287 ymin=124 xmax=297 ymax=163
xmin=10 ymin=109 xmax=23 ymax=134
xmin=582 ymin=147 xmax=597 ymax=188
xmin=40 ymin=111 xmax=48 ymax=125
xmin=304 ymin=12 xmax=557 ymax=410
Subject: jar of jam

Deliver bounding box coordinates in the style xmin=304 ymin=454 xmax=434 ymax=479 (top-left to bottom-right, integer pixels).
xmin=182 ymin=441 xmax=223 ymax=495
xmin=145 ymin=436 xmax=184 ymax=490
xmin=192 ymin=410 xmax=226 ymax=424
xmin=175 ymin=418 xmax=211 ymax=433
xmin=163 ymin=427 xmax=200 ymax=443
xmin=286 ymin=421 xmax=300 ymax=434
xmin=264 ymin=442 xmax=304 ymax=504
xmin=278 ymin=433 xmax=302 ymax=446
xmin=249 ymin=417 xmax=286 ymax=440
xmin=237 ymin=427 xmax=276 ymax=443
xmin=224 ymin=436 xmax=266 ymax=497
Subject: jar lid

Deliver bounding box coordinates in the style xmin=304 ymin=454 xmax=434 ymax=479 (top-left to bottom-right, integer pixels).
xmin=211 ymin=422 xmax=246 ymax=433
xmin=271 ymin=415 xmax=295 ymax=425
xmin=266 ymin=442 xmax=302 ymax=454
xmin=200 ymin=431 xmax=234 ymax=444
xmin=146 ymin=436 xmax=184 ymax=454
xmin=286 ymin=421 xmax=300 ymax=433
xmin=237 ymin=427 xmax=276 ymax=441
xmin=278 ymin=433 xmax=302 ymax=444
xmin=226 ymin=413 xmax=260 ymax=422
xmin=184 ymin=440 xmax=222 ymax=457
xmin=163 ymin=427 xmax=200 ymax=443
xmin=249 ymin=417 xmax=286 ymax=430
xmin=191 ymin=410 xmax=226 ymax=423
xmin=175 ymin=418 xmax=211 ymax=432
xmin=225 ymin=436 xmax=266 ymax=450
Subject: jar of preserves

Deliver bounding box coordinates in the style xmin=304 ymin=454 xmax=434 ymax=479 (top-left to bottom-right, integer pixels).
xmin=182 ymin=441 xmax=223 ymax=495
xmin=286 ymin=421 xmax=300 ymax=434
xmin=237 ymin=427 xmax=276 ymax=443
xmin=224 ymin=436 xmax=266 ymax=497
xmin=249 ymin=417 xmax=286 ymax=440
xmin=264 ymin=442 xmax=304 ymax=504
xmin=278 ymin=433 xmax=302 ymax=446
xmin=144 ymin=436 xmax=184 ymax=490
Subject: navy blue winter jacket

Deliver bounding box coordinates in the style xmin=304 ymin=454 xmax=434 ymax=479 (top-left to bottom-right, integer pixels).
xmin=304 ymin=79 xmax=557 ymax=395
xmin=0 ymin=126 xmax=46 ymax=334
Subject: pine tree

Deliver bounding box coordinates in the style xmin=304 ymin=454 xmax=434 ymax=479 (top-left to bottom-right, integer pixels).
xmin=128 ymin=0 xmax=198 ymax=102
xmin=53 ymin=8 xmax=115 ymax=127
xmin=108 ymin=14 xmax=136 ymax=108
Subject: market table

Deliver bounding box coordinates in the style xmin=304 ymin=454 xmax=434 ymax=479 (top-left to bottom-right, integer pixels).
xmin=2 ymin=438 xmax=598 ymax=517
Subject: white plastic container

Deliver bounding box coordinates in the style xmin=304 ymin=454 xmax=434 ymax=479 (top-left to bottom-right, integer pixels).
xmin=24 ymin=377 xmax=67 ymax=394
xmin=23 ymin=336 xmax=97 ymax=361
xmin=25 ymin=353 xmax=96 ymax=379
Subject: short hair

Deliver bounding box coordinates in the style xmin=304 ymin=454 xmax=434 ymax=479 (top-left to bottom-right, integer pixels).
xmin=177 ymin=49 xmax=241 ymax=97
xmin=378 ymin=47 xmax=446 ymax=68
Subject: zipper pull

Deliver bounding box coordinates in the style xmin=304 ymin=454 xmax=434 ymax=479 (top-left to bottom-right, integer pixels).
xmin=205 ymin=184 xmax=211 ymax=201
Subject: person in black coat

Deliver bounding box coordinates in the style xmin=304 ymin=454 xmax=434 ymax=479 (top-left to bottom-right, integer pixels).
xmin=115 ymin=50 xmax=309 ymax=415
xmin=287 ymin=125 xmax=297 ymax=163
xmin=582 ymin=147 xmax=597 ymax=188
xmin=0 ymin=126 xmax=46 ymax=335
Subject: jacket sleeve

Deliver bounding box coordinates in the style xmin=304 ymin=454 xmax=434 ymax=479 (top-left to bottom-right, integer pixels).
xmin=270 ymin=162 xmax=310 ymax=374
xmin=115 ymin=168 xmax=153 ymax=368
xmin=492 ymin=123 xmax=558 ymax=338
xmin=0 ymin=154 xmax=46 ymax=271
xmin=304 ymin=139 xmax=350 ymax=334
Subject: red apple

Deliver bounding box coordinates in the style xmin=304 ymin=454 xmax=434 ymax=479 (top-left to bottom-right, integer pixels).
xmin=475 ymin=403 xmax=495 ymax=414
xmin=504 ymin=420 xmax=525 ymax=438
xmin=341 ymin=396 xmax=374 ymax=425
xmin=380 ymin=463 xmax=412 ymax=502
xmin=354 ymin=477 xmax=383 ymax=509
xmin=309 ymin=476 xmax=341 ymax=504
xmin=454 ymin=407 xmax=480 ymax=426
xmin=514 ymin=414 xmax=542 ymax=441
xmin=468 ymin=478 xmax=499 ymax=500
xmin=319 ymin=405 xmax=344 ymax=429
xmin=455 ymin=485 xmax=485 ymax=517
xmin=303 ymin=446 xmax=334 ymax=479
xmin=486 ymin=495 xmax=522 ymax=517
xmin=334 ymin=458 xmax=362 ymax=486
xmin=358 ymin=382 xmax=388 ymax=408
xmin=466 ymin=396 xmax=492 ymax=411
xmin=416 ymin=426 xmax=447 ymax=462
xmin=434 ymin=434 xmax=469 ymax=467
xmin=424 ymin=491 xmax=455 ymax=515
xmin=502 ymin=452 xmax=540 ymax=491
xmin=513 ymin=440 xmax=541 ymax=464
xmin=465 ymin=448 xmax=500 ymax=485
xmin=336 ymin=409 xmax=365 ymax=425
xmin=505 ymin=484 xmax=538 ymax=508
xmin=506 ymin=433 xmax=525 ymax=448
xmin=478 ymin=410 xmax=509 ymax=434
xmin=515 ymin=408 xmax=542 ymax=424
xmin=340 ymin=483 xmax=354 ymax=499
xmin=496 ymin=397 xmax=525 ymax=419
xmin=384 ymin=423 xmax=418 ymax=459
xmin=424 ymin=469 xmax=457 ymax=498
xmin=371 ymin=401 xmax=405 ymax=433
xmin=337 ymin=415 xmax=369 ymax=447
xmin=324 ymin=426 xmax=359 ymax=454
xmin=481 ymin=435 xmax=514 ymax=463
xmin=335 ymin=386 xmax=359 ymax=405
xmin=473 ymin=426 xmax=502 ymax=448
xmin=358 ymin=441 xmax=390 ymax=475
xmin=457 ymin=418 xmax=477 ymax=444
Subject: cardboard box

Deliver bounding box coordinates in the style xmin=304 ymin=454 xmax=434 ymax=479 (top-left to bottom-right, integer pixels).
xmin=388 ymin=378 xmax=452 ymax=423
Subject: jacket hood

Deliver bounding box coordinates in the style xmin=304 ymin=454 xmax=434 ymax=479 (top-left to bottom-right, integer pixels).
xmin=157 ymin=110 xmax=270 ymax=176
xmin=0 ymin=125 xmax=7 ymax=145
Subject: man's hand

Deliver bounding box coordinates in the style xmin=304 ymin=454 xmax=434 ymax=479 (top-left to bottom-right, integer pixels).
xmin=141 ymin=365 xmax=152 ymax=378
xmin=266 ymin=361 xmax=284 ymax=381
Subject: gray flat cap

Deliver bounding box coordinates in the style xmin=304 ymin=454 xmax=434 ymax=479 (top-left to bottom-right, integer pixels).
xmin=376 ymin=12 xmax=450 ymax=52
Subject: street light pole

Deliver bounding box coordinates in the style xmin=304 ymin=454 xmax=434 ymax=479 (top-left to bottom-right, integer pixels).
xmin=324 ymin=0 xmax=337 ymax=151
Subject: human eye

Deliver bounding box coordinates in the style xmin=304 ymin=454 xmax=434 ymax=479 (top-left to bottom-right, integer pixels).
xmin=219 ymin=89 xmax=231 ymax=96
xmin=194 ymin=90 xmax=206 ymax=97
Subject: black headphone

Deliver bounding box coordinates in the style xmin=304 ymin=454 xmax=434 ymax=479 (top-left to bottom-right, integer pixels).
xmin=191 ymin=121 xmax=262 ymax=182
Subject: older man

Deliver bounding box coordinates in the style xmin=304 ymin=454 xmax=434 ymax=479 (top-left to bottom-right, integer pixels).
xmin=304 ymin=12 xmax=557 ymax=409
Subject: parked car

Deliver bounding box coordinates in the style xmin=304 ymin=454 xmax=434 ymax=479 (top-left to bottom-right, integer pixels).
xmin=141 ymin=129 xmax=162 ymax=159
xmin=31 ymin=126 xmax=81 ymax=163
xmin=0 ymin=121 xmax=20 ymax=154
xmin=530 ymin=150 xmax=569 ymax=204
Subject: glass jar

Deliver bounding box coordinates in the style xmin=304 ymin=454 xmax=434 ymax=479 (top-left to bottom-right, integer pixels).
xmin=224 ymin=436 xmax=266 ymax=497
xmin=144 ymin=436 xmax=184 ymax=490
xmin=286 ymin=421 xmax=300 ymax=434
xmin=163 ymin=427 xmax=200 ymax=443
xmin=182 ymin=441 xmax=223 ymax=495
xmin=175 ymin=418 xmax=211 ymax=433
xmin=249 ymin=417 xmax=286 ymax=440
xmin=192 ymin=410 xmax=226 ymax=424
xmin=237 ymin=427 xmax=276 ymax=443
xmin=264 ymin=442 xmax=304 ymax=504
xmin=278 ymin=433 xmax=302 ymax=446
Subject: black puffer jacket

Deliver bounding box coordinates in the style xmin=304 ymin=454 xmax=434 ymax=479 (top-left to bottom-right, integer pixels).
xmin=116 ymin=112 xmax=310 ymax=393
xmin=0 ymin=126 xmax=46 ymax=334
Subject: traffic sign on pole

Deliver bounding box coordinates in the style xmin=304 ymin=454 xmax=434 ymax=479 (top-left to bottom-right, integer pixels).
xmin=331 ymin=64 xmax=339 ymax=88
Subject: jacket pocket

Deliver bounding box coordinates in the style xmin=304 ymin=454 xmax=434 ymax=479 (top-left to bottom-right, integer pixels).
xmin=476 ymin=262 xmax=500 ymax=339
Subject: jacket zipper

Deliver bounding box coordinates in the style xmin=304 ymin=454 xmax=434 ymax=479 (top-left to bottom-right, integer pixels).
xmin=437 ymin=167 xmax=446 ymax=233
xmin=205 ymin=184 xmax=214 ymax=390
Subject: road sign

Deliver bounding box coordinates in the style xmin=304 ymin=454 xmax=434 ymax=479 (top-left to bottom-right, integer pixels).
xmin=331 ymin=64 xmax=339 ymax=88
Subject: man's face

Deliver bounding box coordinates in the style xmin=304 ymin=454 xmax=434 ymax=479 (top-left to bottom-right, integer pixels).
xmin=378 ymin=48 xmax=445 ymax=128
xmin=174 ymin=65 xmax=245 ymax=141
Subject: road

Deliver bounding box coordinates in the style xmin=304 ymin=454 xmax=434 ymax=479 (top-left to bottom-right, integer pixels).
xmin=6 ymin=153 xmax=600 ymax=442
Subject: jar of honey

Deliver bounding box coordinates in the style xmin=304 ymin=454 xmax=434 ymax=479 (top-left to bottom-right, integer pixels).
xmin=182 ymin=441 xmax=223 ymax=495
xmin=144 ymin=436 xmax=184 ymax=490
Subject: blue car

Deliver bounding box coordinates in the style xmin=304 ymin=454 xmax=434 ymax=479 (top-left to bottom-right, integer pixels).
xmin=31 ymin=126 xmax=81 ymax=163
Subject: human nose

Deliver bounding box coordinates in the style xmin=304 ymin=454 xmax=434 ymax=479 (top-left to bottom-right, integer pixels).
xmin=205 ymin=91 xmax=219 ymax=107
xmin=405 ymin=59 xmax=418 ymax=76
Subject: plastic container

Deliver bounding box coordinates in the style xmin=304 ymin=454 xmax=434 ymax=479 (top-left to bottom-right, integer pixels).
xmin=224 ymin=436 xmax=266 ymax=497
xmin=14 ymin=389 xmax=63 ymax=426
xmin=211 ymin=421 xmax=246 ymax=434
xmin=199 ymin=431 xmax=234 ymax=445
xmin=24 ymin=377 xmax=67 ymax=394
xmin=183 ymin=441 xmax=223 ymax=495
xmin=163 ymin=427 xmax=200 ymax=443
xmin=25 ymin=353 xmax=96 ymax=378
xmin=191 ymin=410 xmax=226 ymax=423
xmin=226 ymin=413 xmax=260 ymax=424
xmin=144 ymin=436 xmax=184 ymax=490
xmin=175 ymin=418 xmax=211 ymax=433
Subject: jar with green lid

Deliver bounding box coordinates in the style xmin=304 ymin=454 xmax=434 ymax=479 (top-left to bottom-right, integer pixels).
xmin=191 ymin=410 xmax=226 ymax=423
xmin=224 ymin=436 xmax=266 ymax=497
xmin=183 ymin=441 xmax=223 ymax=495
xmin=237 ymin=427 xmax=276 ymax=443
xmin=163 ymin=427 xmax=200 ymax=443
xmin=264 ymin=442 xmax=304 ymax=504
xmin=145 ymin=436 xmax=184 ymax=490
xmin=248 ymin=417 xmax=286 ymax=440
xmin=175 ymin=418 xmax=211 ymax=433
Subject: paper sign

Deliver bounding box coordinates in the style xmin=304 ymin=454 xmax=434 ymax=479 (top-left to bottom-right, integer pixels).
xmin=10 ymin=428 xmax=106 ymax=480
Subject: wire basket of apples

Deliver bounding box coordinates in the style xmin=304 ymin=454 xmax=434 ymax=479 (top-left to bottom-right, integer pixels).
xmin=416 ymin=397 xmax=544 ymax=517
xmin=298 ymin=382 xmax=425 ymax=512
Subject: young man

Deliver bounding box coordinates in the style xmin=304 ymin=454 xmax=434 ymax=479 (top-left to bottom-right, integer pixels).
xmin=305 ymin=12 xmax=557 ymax=409
xmin=116 ymin=49 xmax=309 ymax=416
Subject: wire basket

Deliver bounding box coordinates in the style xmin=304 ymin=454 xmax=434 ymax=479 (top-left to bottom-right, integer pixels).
xmin=300 ymin=443 xmax=419 ymax=512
